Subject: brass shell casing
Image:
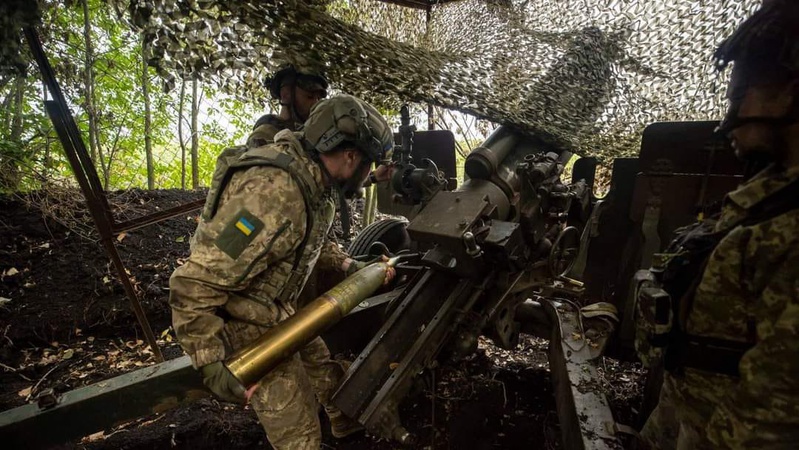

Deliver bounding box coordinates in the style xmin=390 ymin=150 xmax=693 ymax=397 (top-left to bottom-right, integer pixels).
xmin=225 ymin=262 xmax=389 ymax=387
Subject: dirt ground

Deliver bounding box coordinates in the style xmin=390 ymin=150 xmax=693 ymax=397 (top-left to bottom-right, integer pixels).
xmin=0 ymin=189 xmax=645 ymax=449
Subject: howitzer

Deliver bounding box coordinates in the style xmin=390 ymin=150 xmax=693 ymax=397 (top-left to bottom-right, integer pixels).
xmin=333 ymin=123 xmax=621 ymax=448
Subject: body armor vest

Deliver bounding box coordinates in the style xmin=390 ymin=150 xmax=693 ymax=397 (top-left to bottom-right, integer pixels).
xmin=634 ymin=178 xmax=799 ymax=376
xmin=203 ymin=135 xmax=334 ymax=321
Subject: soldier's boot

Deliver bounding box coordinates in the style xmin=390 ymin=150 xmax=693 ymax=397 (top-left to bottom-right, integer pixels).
xmin=327 ymin=409 xmax=364 ymax=439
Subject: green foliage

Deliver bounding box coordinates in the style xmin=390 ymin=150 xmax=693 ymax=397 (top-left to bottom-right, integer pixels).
xmin=0 ymin=0 xmax=268 ymax=193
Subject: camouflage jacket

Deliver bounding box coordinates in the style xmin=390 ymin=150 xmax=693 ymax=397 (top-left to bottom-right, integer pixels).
xmin=669 ymin=163 xmax=799 ymax=448
xmin=169 ymin=130 xmax=348 ymax=368
xmin=246 ymin=114 xmax=295 ymax=148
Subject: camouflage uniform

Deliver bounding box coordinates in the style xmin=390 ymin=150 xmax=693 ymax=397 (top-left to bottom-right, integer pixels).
xmin=641 ymin=164 xmax=799 ymax=449
xmin=247 ymin=115 xmax=294 ymax=148
xmin=246 ymin=116 xmax=349 ymax=306
xmin=169 ymin=129 xmax=350 ymax=449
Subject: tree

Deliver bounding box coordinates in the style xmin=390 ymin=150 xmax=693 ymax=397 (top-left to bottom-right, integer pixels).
xmin=142 ymin=38 xmax=154 ymax=189
xmin=81 ymin=0 xmax=97 ymax=163
xmin=191 ymin=78 xmax=199 ymax=189
xmin=178 ymin=79 xmax=187 ymax=189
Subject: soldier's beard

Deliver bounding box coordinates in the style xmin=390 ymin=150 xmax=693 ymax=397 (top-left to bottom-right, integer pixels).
xmin=338 ymin=159 xmax=371 ymax=199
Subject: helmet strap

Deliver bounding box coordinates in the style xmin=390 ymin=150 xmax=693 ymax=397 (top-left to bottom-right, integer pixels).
xmin=288 ymin=85 xmax=302 ymax=125
xmin=338 ymin=188 xmax=351 ymax=240
xmin=312 ymin=151 xmax=353 ymax=240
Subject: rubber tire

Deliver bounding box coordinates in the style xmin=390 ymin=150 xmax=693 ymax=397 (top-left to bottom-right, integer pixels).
xmin=347 ymin=218 xmax=411 ymax=257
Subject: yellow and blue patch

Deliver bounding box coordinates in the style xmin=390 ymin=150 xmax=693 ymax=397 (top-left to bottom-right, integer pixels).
xmin=215 ymin=209 xmax=265 ymax=260
xmin=235 ymin=217 xmax=256 ymax=236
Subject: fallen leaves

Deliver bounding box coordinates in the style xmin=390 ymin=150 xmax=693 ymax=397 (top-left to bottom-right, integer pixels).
xmin=82 ymin=431 xmax=106 ymax=443
xmin=17 ymin=386 xmax=32 ymax=398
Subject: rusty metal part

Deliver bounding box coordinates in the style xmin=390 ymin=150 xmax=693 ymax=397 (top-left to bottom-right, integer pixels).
xmin=226 ymin=261 xmax=393 ymax=387
xmin=112 ymin=198 xmax=205 ymax=233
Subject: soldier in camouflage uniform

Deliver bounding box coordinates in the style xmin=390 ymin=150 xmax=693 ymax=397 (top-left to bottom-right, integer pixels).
xmin=249 ymin=64 xmax=395 ymax=189
xmin=248 ymin=64 xmax=329 ymax=147
xmin=639 ymin=1 xmax=799 ymax=448
xmin=169 ymin=94 xmax=395 ymax=449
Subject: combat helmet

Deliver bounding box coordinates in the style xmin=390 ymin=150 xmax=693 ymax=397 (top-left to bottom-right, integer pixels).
xmin=714 ymin=0 xmax=799 ymax=134
xmin=265 ymin=63 xmax=329 ymax=100
xmin=302 ymin=94 xmax=394 ymax=163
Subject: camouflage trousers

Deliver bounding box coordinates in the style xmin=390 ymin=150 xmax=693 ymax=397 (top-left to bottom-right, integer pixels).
xmin=249 ymin=336 xmax=347 ymax=450
xmin=640 ymin=374 xmax=714 ymax=450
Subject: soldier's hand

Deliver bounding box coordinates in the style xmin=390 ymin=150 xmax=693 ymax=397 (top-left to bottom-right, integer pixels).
xmin=200 ymin=361 xmax=246 ymax=404
xmin=344 ymin=256 xmax=395 ymax=286
xmin=344 ymin=258 xmax=370 ymax=276
xmin=384 ymin=265 xmax=396 ymax=286
xmin=373 ymin=163 xmax=395 ymax=183
xmin=379 ymin=255 xmax=396 ymax=286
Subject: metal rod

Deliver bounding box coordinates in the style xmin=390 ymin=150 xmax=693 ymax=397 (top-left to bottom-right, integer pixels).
xmin=112 ymin=198 xmax=205 ymax=233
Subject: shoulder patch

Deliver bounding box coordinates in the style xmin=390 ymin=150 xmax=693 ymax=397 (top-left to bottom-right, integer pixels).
xmin=214 ymin=209 xmax=265 ymax=260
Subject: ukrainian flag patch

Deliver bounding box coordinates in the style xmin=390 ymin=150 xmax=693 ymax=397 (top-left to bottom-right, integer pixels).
xmin=215 ymin=208 xmax=265 ymax=260
xmin=235 ymin=217 xmax=255 ymax=236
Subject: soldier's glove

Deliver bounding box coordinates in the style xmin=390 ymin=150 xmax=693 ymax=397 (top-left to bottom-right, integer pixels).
xmin=345 ymin=256 xmax=382 ymax=276
xmin=200 ymin=361 xmax=246 ymax=404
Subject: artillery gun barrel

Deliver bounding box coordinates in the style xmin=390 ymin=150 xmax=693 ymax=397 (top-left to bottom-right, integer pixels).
xmin=225 ymin=260 xmax=395 ymax=387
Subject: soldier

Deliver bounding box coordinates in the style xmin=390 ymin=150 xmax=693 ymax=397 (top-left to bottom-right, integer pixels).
xmin=638 ymin=1 xmax=799 ymax=448
xmin=249 ymin=64 xmax=395 ymax=187
xmin=169 ymin=94 xmax=396 ymax=449
xmin=247 ymin=64 xmax=328 ymax=146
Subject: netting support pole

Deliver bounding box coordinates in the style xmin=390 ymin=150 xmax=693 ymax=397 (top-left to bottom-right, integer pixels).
xmin=24 ymin=26 xmax=164 ymax=363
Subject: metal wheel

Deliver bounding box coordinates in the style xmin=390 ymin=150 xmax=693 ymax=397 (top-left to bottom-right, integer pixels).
xmin=347 ymin=218 xmax=411 ymax=257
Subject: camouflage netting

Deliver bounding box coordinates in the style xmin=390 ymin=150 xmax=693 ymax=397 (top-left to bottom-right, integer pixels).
xmin=117 ymin=1 xmax=757 ymax=159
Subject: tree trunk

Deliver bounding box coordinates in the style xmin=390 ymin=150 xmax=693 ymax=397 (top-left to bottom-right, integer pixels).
xmin=142 ymin=40 xmax=154 ymax=190
xmin=1 ymin=89 xmax=12 ymax=135
xmin=11 ymin=78 xmax=23 ymax=148
xmin=3 ymin=77 xmax=25 ymax=189
xmin=43 ymin=82 xmax=51 ymax=181
xmin=191 ymin=78 xmax=199 ymax=189
xmin=81 ymin=0 xmax=98 ymax=163
xmin=178 ymin=79 xmax=186 ymax=190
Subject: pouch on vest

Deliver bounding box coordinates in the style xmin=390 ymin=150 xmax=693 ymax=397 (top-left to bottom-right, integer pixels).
xmin=635 ymin=178 xmax=799 ymax=376
xmin=633 ymin=270 xmax=673 ymax=368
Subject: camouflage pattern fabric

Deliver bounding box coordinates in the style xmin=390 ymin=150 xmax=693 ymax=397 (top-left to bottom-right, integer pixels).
xmin=641 ymin=164 xmax=799 ymax=449
xmin=249 ymin=337 xmax=347 ymax=450
xmin=169 ymin=129 xmax=350 ymax=447
xmin=246 ymin=115 xmax=351 ymax=306
xmin=109 ymin=0 xmax=761 ymax=161
xmin=246 ymin=115 xmax=295 ymax=148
